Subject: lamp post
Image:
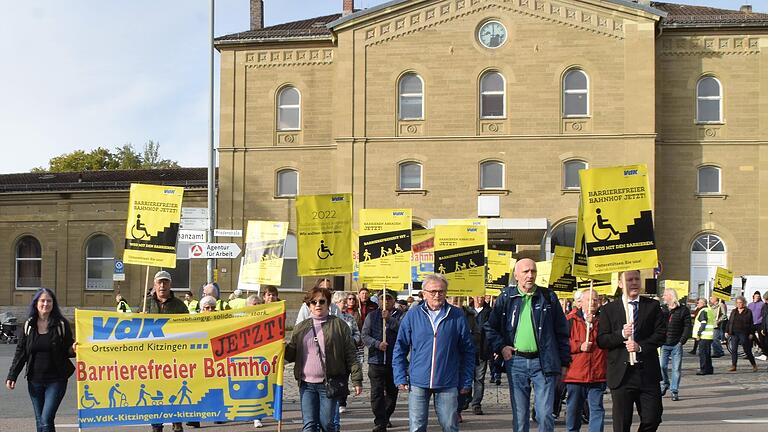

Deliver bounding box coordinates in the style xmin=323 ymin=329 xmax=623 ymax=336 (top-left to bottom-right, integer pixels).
xmin=207 ymin=0 xmax=216 ymax=283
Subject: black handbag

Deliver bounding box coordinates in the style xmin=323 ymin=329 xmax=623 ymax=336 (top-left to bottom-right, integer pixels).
xmin=311 ymin=321 xmax=350 ymax=399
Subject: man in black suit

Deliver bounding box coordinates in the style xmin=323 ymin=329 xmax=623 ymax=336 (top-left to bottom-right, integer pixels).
xmin=597 ymin=270 xmax=666 ymax=432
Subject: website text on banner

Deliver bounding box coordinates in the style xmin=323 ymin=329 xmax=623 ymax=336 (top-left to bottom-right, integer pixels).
xmin=239 ymin=221 xmax=289 ymax=286
xmin=74 ymin=302 xmax=286 ymax=428
xmin=358 ymin=209 xmax=412 ymax=285
xmin=123 ymin=184 xmax=184 ymax=268
xmin=296 ymin=194 xmax=353 ymax=276
xmin=578 ymin=164 xmax=658 ymax=275
xmin=434 ymin=225 xmax=486 ymax=296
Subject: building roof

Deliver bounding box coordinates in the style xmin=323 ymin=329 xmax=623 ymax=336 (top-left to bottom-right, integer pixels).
xmin=215 ymin=1 xmax=766 ymax=45
xmin=652 ymin=2 xmax=768 ymax=27
xmin=214 ymin=13 xmax=341 ymax=46
xmin=0 ymin=168 xmax=212 ymax=193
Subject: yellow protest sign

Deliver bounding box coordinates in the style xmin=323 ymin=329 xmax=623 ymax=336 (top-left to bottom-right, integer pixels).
xmin=240 ymin=221 xmax=289 ymax=286
xmin=661 ymin=280 xmax=690 ymax=300
xmin=75 ymin=302 xmax=286 ymax=428
xmin=485 ymin=288 xmax=502 ymax=297
xmin=445 ymin=219 xmax=488 ymax=256
xmin=549 ymin=246 xmax=577 ymax=299
xmin=486 ymin=249 xmax=512 ymax=291
xmin=579 ymin=165 xmax=657 ymax=274
xmin=713 ymin=267 xmax=734 ymax=301
xmin=358 ymin=209 xmax=412 ymax=284
xmin=296 ymin=194 xmax=353 ymax=276
xmin=434 ymin=225 xmax=486 ymax=296
xmin=411 ymin=229 xmax=435 ymax=282
xmin=577 ymin=274 xmax=619 ymax=296
xmin=123 ymin=184 xmax=184 ymax=268
xmin=573 ymin=200 xmax=611 ymax=281
xmin=535 ymin=261 xmax=552 ymax=287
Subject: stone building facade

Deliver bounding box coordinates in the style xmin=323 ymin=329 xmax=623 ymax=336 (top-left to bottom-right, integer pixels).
xmin=214 ymin=0 xmax=768 ymax=301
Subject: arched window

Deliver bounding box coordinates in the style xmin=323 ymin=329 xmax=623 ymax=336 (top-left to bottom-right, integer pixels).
xmin=399 ymin=73 xmax=424 ymax=120
xmin=690 ymin=233 xmax=726 ymax=299
xmin=16 ymin=236 xmax=42 ymax=289
xmin=276 ymin=169 xmax=299 ymax=197
xmin=697 ymin=165 xmax=721 ymax=194
xmin=563 ymin=160 xmax=588 ymax=190
xmin=696 ymin=76 xmax=722 ymax=123
xmin=480 ymin=71 xmax=505 ymax=118
xmin=85 ymin=235 xmax=115 ymax=290
xmin=398 ymin=162 xmax=422 ymax=190
xmin=550 ymin=221 xmax=577 ymax=253
xmin=277 ymin=86 xmax=301 ymax=130
xmin=480 ymin=160 xmax=505 ymax=189
xmin=280 ymin=234 xmax=301 ymax=291
xmin=563 ymin=69 xmax=589 ymax=117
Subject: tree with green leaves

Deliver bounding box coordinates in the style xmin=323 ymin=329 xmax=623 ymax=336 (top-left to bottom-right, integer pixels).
xmin=31 ymin=141 xmax=179 ymax=172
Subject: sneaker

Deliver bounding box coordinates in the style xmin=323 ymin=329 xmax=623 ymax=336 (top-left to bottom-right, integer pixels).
xmin=172 ymin=424 xmax=184 ymax=432
xmin=339 ymin=406 xmax=347 ymax=414
xmin=660 ymin=383 xmax=669 ymax=397
xmin=472 ymin=405 xmax=484 ymax=415
xmin=671 ymin=393 xmax=679 ymax=401
xmin=185 ymin=422 xmax=200 ymax=428
xmin=254 ymin=419 xmax=263 ymax=428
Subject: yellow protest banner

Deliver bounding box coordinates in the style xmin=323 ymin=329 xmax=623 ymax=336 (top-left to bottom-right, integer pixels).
xmin=296 ymin=194 xmax=353 ymax=276
xmin=713 ymin=267 xmax=734 ymax=301
xmin=358 ymin=209 xmax=412 ymax=284
xmin=434 ymin=225 xmax=486 ymax=296
xmin=239 ymin=221 xmax=289 ymax=286
xmin=485 ymin=288 xmax=502 ymax=297
xmin=486 ymin=249 xmax=512 ymax=291
xmin=535 ymin=261 xmax=552 ymax=287
xmin=579 ymin=165 xmax=657 ymax=274
xmin=123 ymin=184 xmax=184 ymax=268
xmin=411 ymin=229 xmax=435 ymax=282
xmin=75 ymin=302 xmax=286 ymax=428
xmin=573 ymin=199 xmax=611 ymax=281
xmin=445 ymin=219 xmax=488 ymax=256
xmin=577 ymin=274 xmax=619 ymax=296
xmin=549 ymin=246 xmax=577 ymax=299
xmin=661 ymin=280 xmax=690 ymax=300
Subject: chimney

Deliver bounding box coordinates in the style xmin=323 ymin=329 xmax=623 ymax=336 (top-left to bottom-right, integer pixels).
xmin=343 ymin=0 xmax=354 ymax=16
xmin=635 ymin=0 xmax=651 ymax=5
xmin=250 ymin=0 xmax=264 ymax=31
xmin=740 ymin=4 xmax=753 ymax=13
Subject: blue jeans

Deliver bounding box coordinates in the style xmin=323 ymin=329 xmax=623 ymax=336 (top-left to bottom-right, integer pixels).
xmin=659 ymin=343 xmax=683 ymax=393
xmin=712 ymin=327 xmax=725 ymax=356
xmin=565 ymin=382 xmax=606 ymax=432
xmin=28 ymin=380 xmax=68 ymax=432
xmin=408 ymin=386 xmax=458 ymax=432
xmin=507 ymin=355 xmax=557 ymax=432
xmin=299 ymin=381 xmax=336 ymax=432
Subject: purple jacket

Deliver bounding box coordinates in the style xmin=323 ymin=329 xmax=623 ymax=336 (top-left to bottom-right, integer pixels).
xmin=748 ymin=301 xmax=765 ymax=325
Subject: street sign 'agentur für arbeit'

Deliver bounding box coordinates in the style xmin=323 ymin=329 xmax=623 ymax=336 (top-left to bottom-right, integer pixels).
xmin=189 ymin=243 xmax=242 ymax=259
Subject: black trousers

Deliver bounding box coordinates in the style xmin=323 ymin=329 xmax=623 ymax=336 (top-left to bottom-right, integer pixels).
xmin=610 ymin=366 xmax=663 ymax=432
xmin=698 ymin=339 xmax=713 ymax=374
xmin=368 ymin=364 xmax=399 ymax=428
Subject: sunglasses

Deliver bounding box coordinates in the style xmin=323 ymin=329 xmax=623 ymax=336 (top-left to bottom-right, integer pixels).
xmin=309 ymin=299 xmax=327 ymax=306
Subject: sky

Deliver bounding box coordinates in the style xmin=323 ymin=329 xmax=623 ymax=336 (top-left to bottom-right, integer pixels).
xmin=0 ymin=0 xmax=759 ymax=174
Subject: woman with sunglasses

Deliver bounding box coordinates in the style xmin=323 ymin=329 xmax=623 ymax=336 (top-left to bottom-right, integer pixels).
xmin=6 ymin=288 xmax=76 ymax=432
xmin=286 ymin=286 xmax=363 ymax=432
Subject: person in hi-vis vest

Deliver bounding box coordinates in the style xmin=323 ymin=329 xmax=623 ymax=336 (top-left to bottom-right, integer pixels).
xmin=693 ymin=298 xmax=715 ymax=375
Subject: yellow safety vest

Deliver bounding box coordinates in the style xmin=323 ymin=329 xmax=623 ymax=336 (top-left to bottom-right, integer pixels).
xmin=185 ymin=299 xmax=199 ymax=313
xmin=228 ymin=298 xmax=247 ymax=309
xmin=695 ymin=307 xmax=715 ymax=340
xmin=116 ymin=301 xmax=132 ymax=313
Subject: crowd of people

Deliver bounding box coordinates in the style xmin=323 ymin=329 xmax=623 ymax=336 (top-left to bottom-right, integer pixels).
xmin=5 ymin=265 xmax=768 ymax=432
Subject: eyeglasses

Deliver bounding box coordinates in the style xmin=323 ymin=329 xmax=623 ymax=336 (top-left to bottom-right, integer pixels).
xmin=309 ymin=299 xmax=327 ymax=306
xmin=423 ymin=289 xmax=446 ymax=296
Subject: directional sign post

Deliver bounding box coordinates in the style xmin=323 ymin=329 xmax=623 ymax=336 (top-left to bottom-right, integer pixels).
xmin=189 ymin=243 xmax=242 ymax=259
xmin=113 ymin=260 xmax=126 ymax=282
xmin=178 ymin=230 xmax=207 ymax=242
xmin=214 ymin=229 xmax=243 ymax=238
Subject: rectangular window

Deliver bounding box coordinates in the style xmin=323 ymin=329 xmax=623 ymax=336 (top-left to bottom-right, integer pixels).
xmin=86 ymin=258 xmax=114 ymax=290
xmin=481 ymin=94 xmax=504 ymax=118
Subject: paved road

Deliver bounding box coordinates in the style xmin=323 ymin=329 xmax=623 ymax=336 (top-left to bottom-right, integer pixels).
xmin=1 ymin=344 xmax=767 ymax=431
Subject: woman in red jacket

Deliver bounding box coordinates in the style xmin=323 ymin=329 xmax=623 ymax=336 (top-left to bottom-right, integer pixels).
xmin=563 ymin=288 xmax=607 ymax=432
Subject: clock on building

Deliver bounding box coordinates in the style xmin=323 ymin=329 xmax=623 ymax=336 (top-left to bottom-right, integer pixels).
xmin=478 ymin=20 xmax=507 ymax=49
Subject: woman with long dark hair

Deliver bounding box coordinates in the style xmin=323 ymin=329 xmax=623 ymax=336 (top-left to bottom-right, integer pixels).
xmin=6 ymin=288 xmax=76 ymax=432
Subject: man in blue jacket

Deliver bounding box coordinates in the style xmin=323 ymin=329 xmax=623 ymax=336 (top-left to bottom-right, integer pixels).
xmin=484 ymin=258 xmax=571 ymax=432
xmin=393 ymin=273 xmax=475 ymax=432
